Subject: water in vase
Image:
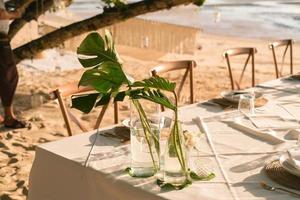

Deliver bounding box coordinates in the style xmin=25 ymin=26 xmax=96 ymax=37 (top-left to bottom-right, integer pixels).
xmin=164 ymin=152 xmax=187 ymax=185
xmin=130 ymin=122 xmax=159 ymax=177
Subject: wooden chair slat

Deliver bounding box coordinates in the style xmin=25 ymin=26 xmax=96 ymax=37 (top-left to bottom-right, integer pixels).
xmin=49 ymin=81 xmax=118 ymax=136
xmin=150 ymin=60 xmax=197 ymax=110
xmin=269 ymin=39 xmax=294 ymax=78
xmin=223 ymin=47 xmax=257 ymax=90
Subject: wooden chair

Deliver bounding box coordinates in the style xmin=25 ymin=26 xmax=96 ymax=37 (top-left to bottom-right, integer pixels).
xmin=49 ymin=82 xmax=118 ymax=136
xmin=150 ymin=60 xmax=196 ymax=110
xmin=223 ymin=47 xmax=257 ymax=90
xmin=269 ymin=39 xmax=294 ymax=78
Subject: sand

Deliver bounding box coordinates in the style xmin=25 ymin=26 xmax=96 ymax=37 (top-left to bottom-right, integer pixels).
xmin=1 ymin=28 xmax=300 ymax=199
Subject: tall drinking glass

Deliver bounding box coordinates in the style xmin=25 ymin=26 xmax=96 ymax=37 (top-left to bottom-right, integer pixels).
xmin=130 ymin=99 xmax=162 ymax=177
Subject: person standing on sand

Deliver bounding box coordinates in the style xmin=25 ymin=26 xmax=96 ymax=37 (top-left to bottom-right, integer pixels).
xmin=0 ymin=0 xmax=26 ymax=129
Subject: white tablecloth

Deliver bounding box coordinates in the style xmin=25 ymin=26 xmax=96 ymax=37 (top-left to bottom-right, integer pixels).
xmin=28 ymin=78 xmax=300 ymax=200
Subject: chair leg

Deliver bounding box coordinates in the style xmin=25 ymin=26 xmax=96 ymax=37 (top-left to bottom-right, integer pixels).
xmin=290 ymin=42 xmax=293 ymax=75
xmin=55 ymin=90 xmax=73 ymax=136
xmin=94 ymin=104 xmax=109 ymax=130
xmin=189 ymin=65 xmax=194 ymax=104
xmin=177 ymin=68 xmax=188 ymax=102
xmin=114 ymin=102 xmax=118 ymax=124
xmin=271 ymin=46 xmax=279 ymax=79
xmin=252 ymin=51 xmax=255 ymax=87
xmin=225 ymin=55 xmax=234 ymax=90
xmin=161 ymin=105 xmax=165 ymax=112
xmin=67 ymin=109 xmax=88 ymax=132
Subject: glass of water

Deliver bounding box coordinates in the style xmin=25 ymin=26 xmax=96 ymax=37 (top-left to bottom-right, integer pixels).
xmin=238 ymin=92 xmax=255 ymax=116
xmin=129 ymin=99 xmax=162 ymax=177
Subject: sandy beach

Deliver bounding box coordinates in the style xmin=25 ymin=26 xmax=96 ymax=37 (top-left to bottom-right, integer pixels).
xmin=1 ymin=11 xmax=300 ymax=199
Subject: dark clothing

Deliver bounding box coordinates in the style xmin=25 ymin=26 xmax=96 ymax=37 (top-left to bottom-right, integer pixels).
xmin=0 ymin=34 xmax=18 ymax=107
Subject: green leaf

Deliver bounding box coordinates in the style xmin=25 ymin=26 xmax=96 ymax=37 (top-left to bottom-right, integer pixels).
xmin=78 ymin=61 xmax=128 ymax=93
xmin=131 ymin=89 xmax=176 ymax=110
xmin=125 ymin=167 xmax=154 ymax=178
xmin=77 ymin=32 xmax=118 ymax=68
xmin=189 ymin=170 xmax=215 ymax=181
xmin=100 ymin=61 xmax=127 ymax=87
xmin=114 ymin=91 xmax=126 ymax=102
xmin=78 ymin=32 xmax=105 ymax=55
xmin=132 ymin=76 xmax=176 ymax=92
xmin=71 ymin=93 xmax=99 ymax=113
xmin=77 ymin=57 xmax=101 ymax=69
xmin=128 ymin=88 xmax=143 ymax=97
xmin=157 ymin=178 xmax=192 ymax=190
xmin=95 ymin=93 xmax=111 ymax=106
xmin=78 ymin=68 xmax=112 ymax=93
xmin=193 ymin=0 xmax=205 ymax=6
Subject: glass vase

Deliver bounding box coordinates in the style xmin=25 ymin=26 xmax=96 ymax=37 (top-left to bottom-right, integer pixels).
xmin=163 ymin=119 xmax=189 ymax=186
xmin=129 ymin=99 xmax=162 ymax=177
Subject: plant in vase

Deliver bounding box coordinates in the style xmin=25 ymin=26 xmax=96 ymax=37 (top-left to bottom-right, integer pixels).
xmin=72 ymin=31 xmax=214 ymax=189
xmin=72 ymin=30 xmax=170 ymax=177
xmin=130 ymin=77 xmax=189 ymax=187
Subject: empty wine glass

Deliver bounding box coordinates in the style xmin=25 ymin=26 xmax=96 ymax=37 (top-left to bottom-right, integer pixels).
xmin=238 ymin=93 xmax=255 ymax=116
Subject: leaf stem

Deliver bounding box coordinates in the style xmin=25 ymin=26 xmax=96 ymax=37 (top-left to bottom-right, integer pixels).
xmin=172 ymin=91 xmax=189 ymax=179
xmin=132 ymin=99 xmax=159 ymax=172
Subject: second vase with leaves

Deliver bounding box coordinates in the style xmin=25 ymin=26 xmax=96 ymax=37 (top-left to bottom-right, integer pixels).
xmin=72 ymin=31 xmax=190 ymax=187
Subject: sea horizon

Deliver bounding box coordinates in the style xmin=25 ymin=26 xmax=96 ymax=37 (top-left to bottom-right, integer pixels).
xmin=68 ymin=0 xmax=300 ymax=40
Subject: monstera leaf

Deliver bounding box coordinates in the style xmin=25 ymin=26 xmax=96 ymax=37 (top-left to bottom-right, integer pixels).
xmin=78 ymin=61 xmax=127 ymax=93
xmin=130 ymin=76 xmax=177 ymax=110
xmin=132 ymin=76 xmax=176 ymax=92
xmin=130 ymin=89 xmax=176 ymax=111
xmin=73 ymin=31 xmax=130 ymax=113
xmin=77 ymin=32 xmax=118 ymax=68
xmin=71 ymin=93 xmax=99 ymax=113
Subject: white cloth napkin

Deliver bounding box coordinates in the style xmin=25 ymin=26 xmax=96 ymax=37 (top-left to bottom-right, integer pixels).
xmin=248 ymin=115 xmax=300 ymax=130
xmin=226 ymin=119 xmax=285 ymax=144
xmin=287 ymin=148 xmax=300 ymax=170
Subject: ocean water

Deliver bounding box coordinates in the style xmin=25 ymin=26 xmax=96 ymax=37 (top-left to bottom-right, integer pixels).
xmin=69 ymin=0 xmax=300 ymax=40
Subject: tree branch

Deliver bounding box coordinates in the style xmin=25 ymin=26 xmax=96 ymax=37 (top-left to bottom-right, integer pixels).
xmin=13 ymin=0 xmax=197 ymax=64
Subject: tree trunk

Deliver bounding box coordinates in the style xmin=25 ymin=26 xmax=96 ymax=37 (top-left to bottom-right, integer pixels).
xmin=13 ymin=0 xmax=196 ymax=64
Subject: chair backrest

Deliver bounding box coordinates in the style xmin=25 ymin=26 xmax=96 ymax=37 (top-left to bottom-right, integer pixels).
xmin=223 ymin=47 xmax=257 ymax=90
xmin=150 ymin=60 xmax=196 ymax=110
xmin=269 ymin=39 xmax=294 ymax=78
xmin=49 ymin=81 xmax=118 ymax=136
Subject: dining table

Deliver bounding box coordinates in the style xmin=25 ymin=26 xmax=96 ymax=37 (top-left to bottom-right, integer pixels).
xmin=28 ymin=77 xmax=300 ymax=200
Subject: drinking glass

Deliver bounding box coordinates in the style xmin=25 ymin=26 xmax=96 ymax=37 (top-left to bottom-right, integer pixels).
xmin=129 ymin=99 xmax=163 ymax=177
xmin=238 ymin=93 xmax=255 ymax=116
